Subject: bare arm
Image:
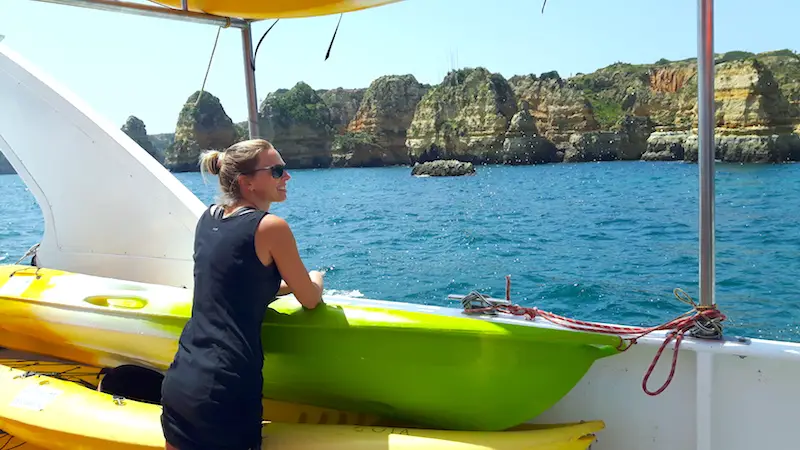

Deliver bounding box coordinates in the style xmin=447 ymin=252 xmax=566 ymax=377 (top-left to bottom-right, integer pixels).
xmin=277 ymin=280 xmax=291 ymax=296
xmin=256 ymin=215 xmax=323 ymax=309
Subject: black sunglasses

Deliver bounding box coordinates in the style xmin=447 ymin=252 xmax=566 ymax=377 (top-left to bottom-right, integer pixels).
xmin=249 ymin=164 xmax=286 ymax=179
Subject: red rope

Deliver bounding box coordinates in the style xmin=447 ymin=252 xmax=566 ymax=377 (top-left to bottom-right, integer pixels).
xmin=468 ymin=290 xmax=726 ymax=396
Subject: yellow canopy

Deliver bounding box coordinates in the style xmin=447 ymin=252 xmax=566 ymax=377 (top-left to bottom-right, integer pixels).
xmin=148 ymin=0 xmax=405 ymax=20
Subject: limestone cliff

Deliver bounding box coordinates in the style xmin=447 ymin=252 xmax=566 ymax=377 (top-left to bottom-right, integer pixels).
xmin=333 ymin=75 xmax=429 ymax=167
xmin=567 ymin=61 xmax=697 ymax=130
xmin=121 ymin=116 xmax=161 ymax=163
xmin=509 ymin=50 xmax=800 ymax=163
xmin=753 ymin=50 xmax=800 ymax=121
xmin=259 ymin=82 xmax=333 ymax=168
xmin=164 ymin=91 xmax=238 ymax=172
xmin=646 ymin=54 xmax=800 ymax=163
xmin=406 ymin=68 xmax=558 ymax=164
xmin=508 ymin=72 xmax=599 ymax=150
xmin=156 ymin=48 xmax=800 ymax=167
xmin=319 ymin=88 xmax=366 ymax=134
xmin=507 ymin=65 xmax=674 ymax=161
xmin=149 ymin=133 xmax=175 ymax=157
xmin=502 ymin=105 xmax=559 ymax=164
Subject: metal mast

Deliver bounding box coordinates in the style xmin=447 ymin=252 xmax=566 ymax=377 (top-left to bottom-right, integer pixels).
xmin=697 ymin=0 xmax=716 ymax=308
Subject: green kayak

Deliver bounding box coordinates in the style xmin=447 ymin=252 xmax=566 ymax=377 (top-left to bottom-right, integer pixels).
xmin=0 ymin=264 xmax=623 ymax=431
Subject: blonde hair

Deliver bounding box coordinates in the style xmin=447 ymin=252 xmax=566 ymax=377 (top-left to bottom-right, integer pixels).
xmin=199 ymin=139 xmax=274 ymax=206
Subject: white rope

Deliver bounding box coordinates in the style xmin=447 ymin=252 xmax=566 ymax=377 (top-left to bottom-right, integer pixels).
xmin=195 ymin=26 xmax=223 ymax=107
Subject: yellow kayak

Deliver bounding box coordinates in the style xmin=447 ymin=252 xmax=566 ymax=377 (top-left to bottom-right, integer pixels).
xmin=0 ymin=351 xmax=384 ymax=427
xmin=0 ymin=361 xmax=604 ymax=449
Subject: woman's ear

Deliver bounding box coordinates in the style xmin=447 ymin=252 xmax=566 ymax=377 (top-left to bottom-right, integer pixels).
xmin=236 ymin=174 xmax=249 ymax=194
xmin=243 ymin=174 xmax=258 ymax=194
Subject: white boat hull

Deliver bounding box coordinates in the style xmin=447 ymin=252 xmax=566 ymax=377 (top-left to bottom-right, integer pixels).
xmin=537 ymin=332 xmax=800 ymax=450
xmin=330 ymin=296 xmax=800 ymax=450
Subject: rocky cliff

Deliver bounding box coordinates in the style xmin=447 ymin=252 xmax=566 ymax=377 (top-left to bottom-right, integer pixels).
xmin=149 ymin=133 xmax=175 ymax=157
xmin=508 ymin=71 xmax=599 ymax=151
xmin=121 ymin=116 xmax=161 ymax=163
xmin=146 ymin=48 xmax=800 ymax=170
xmin=504 ymin=49 xmax=800 ymax=163
xmin=646 ymin=52 xmax=800 ymax=162
xmin=258 ymin=82 xmax=334 ymax=168
xmin=163 ymin=91 xmax=239 ymax=172
xmin=405 ymin=68 xmax=558 ymax=164
xmin=319 ymin=88 xmax=366 ymax=134
xmin=333 ymin=75 xmax=429 ymax=167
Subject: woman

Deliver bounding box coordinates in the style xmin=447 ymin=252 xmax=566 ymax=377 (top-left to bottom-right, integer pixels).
xmin=160 ymin=139 xmax=325 ymax=450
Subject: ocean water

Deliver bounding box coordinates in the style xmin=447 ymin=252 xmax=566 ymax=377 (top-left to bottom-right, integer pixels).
xmin=2 ymin=160 xmax=800 ymax=343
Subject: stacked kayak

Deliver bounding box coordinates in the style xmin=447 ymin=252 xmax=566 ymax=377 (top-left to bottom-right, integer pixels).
xmin=0 ymin=357 xmax=604 ymax=450
xmin=0 ymin=351 xmax=385 ymax=426
xmin=0 ymin=264 xmax=622 ymax=431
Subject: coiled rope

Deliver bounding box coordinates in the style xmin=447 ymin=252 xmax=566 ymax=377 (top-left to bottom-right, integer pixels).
xmin=460 ymin=277 xmax=726 ymax=396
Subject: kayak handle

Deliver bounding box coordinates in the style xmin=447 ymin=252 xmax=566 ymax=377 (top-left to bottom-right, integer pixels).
xmin=83 ymin=295 xmax=148 ymax=310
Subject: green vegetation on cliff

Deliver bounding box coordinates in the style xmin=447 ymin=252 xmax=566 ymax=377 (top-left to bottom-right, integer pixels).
xmin=258 ymin=82 xmax=334 ymax=168
xmin=406 ymin=67 xmax=518 ymax=163
xmin=121 ymin=115 xmax=160 ymax=162
xmin=260 ymin=82 xmax=332 ymax=131
xmin=332 ymin=131 xmax=376 ymax=152
xmin=331 ymin=131 xmax=384 ymax=167
xmin=568 ymin=62 xmax=652 ymax=129
xmin=319 ymin=88 xmax=365 ymax=133
xmin=164 ymin=90 xmax=238 ymax=172
xmin=147 ymin=47 xmax=800 ymax=169
xmin=341 ymin=74 xmax=428 ymax=167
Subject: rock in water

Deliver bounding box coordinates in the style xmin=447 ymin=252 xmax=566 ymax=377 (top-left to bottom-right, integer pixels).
xmin=121 ymin=115 xmax=160 ymax=163
xmin=411 ymin=160 xmax=475 ymax=177
xmin=163 ymin=91 xmax=238 ymax=172
xmin=258 ymin=82 xmax=334 ymax=169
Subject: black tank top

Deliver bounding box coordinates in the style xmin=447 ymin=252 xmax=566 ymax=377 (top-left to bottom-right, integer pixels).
xmin=161 ymin=204 xmax=282 ymax=449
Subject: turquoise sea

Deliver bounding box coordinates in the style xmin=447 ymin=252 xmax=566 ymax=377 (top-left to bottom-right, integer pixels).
xmin=2 ymin=160 xmax=799 ymax=343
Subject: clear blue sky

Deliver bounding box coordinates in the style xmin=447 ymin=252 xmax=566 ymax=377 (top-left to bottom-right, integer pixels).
xmin=1 ymin=0 xmax=796 ymax=134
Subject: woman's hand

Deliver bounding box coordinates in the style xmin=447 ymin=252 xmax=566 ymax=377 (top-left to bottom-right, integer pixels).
xmin=277 ymin=270 xmax=323 ymax=297
xmin=308 ymin=270 xmax=325 ymax=287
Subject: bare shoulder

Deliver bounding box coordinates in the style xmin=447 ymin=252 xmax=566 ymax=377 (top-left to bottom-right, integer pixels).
xmin=254 ymin=214 xmax=294 ymax=266
xmin=257 ymin=213 xmax=289 ymax=232
xmin=255 ymin=214 xmax=296 ymax=246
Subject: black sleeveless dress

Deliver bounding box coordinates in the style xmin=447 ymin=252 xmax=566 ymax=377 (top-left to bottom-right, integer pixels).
xmin=161 ymin=205 xmax=282 ymax=450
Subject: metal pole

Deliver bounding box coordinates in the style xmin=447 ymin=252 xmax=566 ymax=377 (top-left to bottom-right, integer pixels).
xmin=29 ymin=0 xmax=248 ymax=28
xmin=241 ymin=22 xmax=260 ymax=139
xmin=697 ymin=0 xmax=715 ymax=307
